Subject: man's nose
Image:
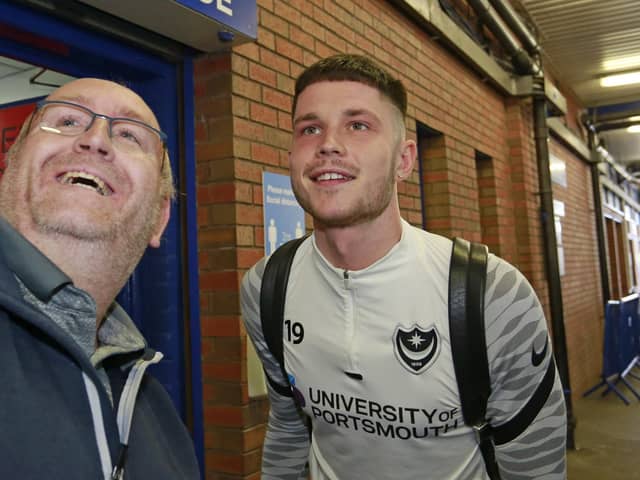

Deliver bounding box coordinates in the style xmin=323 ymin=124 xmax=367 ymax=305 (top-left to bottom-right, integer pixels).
xmin=317 ymin=128 xmax=345 ymax=156
xmin=73 ymin=117 xmax=114 ymax=158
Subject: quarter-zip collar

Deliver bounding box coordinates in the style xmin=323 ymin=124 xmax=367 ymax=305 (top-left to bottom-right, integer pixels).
xmin=310 ymin=220 xmax=409 ymax=280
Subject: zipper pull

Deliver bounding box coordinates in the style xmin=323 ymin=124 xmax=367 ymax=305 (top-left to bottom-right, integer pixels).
xmin=343 ymin=270 xmax=350 ymax=289
xmin=111 ymin=444 xmax=128 ymax=479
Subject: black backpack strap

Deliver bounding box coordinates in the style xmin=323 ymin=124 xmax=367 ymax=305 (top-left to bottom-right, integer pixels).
xmin=449 ymin=237 xmax=490 ymax=425
xmin=260 ymin=236 xmax=307 ymax=397
xmin=492 ymin=355 xmax=556 ymax=445
xmin=449 ymin=237 xmax=501 ymax=480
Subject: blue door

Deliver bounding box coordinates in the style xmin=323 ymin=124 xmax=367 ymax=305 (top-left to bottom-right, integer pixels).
xmin=0 ymin=1 xmax=203 ymax=467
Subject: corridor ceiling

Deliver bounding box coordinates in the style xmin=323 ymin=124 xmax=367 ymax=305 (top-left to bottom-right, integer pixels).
xmin=2 ymin=1 xmax=640 ymax=167
xmin=517 ymin=0 xmax=640 ymax=168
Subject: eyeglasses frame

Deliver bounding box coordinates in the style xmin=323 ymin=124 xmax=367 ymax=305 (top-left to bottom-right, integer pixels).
xmin=31 ymin=99 xmax=168 ymax=169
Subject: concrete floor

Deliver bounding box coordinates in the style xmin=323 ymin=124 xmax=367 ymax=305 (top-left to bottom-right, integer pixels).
xmin=568 ymin=375 xmax=640 ymax=479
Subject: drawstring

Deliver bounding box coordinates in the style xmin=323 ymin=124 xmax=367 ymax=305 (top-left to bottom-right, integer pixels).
xmin=111 ymin=351 xmax=163 ymax=479
xmin=83 ymin=372 xmax=113 ymax=479
xmin=79 ymin=349 xmax=163 ymax=480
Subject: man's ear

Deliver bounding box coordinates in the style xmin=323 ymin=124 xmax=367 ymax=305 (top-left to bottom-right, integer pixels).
xmin=149 ymin=198 xmax=171 ymax=248
xmin=396 ymin=139 xmax=417 ymax=181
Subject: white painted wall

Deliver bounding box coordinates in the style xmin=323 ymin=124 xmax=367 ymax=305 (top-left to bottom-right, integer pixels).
xmin=0 ymin=57 xmax=75 ymax=104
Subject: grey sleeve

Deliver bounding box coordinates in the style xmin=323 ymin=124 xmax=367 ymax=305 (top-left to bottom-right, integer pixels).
xmin=240 ymin=260 xmax=310 ymax=480
xmin=484 ymin=256 xmax=567 ymax=479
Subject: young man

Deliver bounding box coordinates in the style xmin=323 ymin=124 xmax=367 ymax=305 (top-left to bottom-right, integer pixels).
xmin=0 ymin=79 xmax=199 ymax=479
xmin=241 ymin=55 xmax=567 ymax=479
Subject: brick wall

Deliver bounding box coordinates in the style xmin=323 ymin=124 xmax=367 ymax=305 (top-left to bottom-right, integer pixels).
xmin=192 ymin=0 xmax=603 ymax=477
xmin=550 ymin=139 xmax=604 ymax=395
xmin=194 ymin=52 xmax=268 ymax=479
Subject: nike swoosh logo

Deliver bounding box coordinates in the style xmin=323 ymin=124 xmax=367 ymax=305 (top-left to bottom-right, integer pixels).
xmin=531 ymin=337 xmax=548 ymax=367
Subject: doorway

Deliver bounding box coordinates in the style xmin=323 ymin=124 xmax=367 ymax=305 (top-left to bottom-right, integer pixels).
xmin=0 ymin=1 xmax=201 ymax=454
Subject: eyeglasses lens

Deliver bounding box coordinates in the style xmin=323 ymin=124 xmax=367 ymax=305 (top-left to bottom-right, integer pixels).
xmin=38 ymin=103 xmax=163 ymax=156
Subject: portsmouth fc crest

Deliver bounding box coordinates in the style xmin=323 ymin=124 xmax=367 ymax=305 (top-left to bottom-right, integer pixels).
xmin=393 ymin=324 xmax=440 ymax=374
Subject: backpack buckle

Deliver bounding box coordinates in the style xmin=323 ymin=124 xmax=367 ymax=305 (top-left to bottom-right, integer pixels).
xmin=472 ymin=421 xmax=491 ymax=444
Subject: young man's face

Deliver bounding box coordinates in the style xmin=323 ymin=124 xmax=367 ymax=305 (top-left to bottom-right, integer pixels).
xmin=0 ymin=78 xmax=169 ymax=252
xmin=289 ymin=80 xmax=413 ymax=229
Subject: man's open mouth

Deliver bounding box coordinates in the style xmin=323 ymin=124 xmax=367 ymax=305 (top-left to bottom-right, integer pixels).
xmin=313 ymin=172 xmax=354 ymax=181
xmin=57 ymin=171 xmax=113 ymax=196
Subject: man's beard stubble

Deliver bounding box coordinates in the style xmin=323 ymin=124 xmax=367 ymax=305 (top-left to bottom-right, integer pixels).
xmin=292 ymin=155 xmax=397 ymax=229
xmin=0 ymin=135 xmax=165 ymax=279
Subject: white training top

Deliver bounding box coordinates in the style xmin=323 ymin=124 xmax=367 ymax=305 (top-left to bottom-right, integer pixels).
xmin=241 ymin=220 xmax=567 ymax=480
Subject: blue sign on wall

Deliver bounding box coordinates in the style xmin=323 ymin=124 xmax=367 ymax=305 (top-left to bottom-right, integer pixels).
xmin=263 ymin=172 xmax=306 ymax=255
xmin=176 ymin=0 xmax=257 ymax=38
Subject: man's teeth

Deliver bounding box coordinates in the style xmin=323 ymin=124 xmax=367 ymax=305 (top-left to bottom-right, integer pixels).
xmin=58 ymin=171 xmax=111 ymax=196
xmin=317 ymin=172 xmax=348 ymax=181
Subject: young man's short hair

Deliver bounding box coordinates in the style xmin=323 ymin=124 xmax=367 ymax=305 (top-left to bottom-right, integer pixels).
xmin=292 ymin=54 xmax=407 ymax=119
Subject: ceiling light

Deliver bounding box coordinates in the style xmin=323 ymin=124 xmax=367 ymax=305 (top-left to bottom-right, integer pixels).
xmin=549 ymin=161 xmax=565 ymax=172
xmin=601 ymin=71 xmax=640 ymax=87
xmin=603 ymin=56 xmax=640 ymax=72
xmin=629 ymin=116 xmax=640 ymax=122
xmin=627 ymin=125 xmax=640 ymax=133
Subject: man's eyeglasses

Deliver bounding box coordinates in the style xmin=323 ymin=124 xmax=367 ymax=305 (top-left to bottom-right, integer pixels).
xmin=32 ymin=100 xmax=167 ymax=166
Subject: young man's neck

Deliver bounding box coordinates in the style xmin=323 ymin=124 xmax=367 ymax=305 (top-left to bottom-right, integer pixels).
xmin=313 ymin=208 xmax=404 ymax=271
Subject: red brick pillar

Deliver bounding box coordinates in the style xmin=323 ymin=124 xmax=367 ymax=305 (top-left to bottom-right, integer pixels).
xmin=420 ymin=135 xmax=482 ymax=240
xmin=194 ymin=49 xmax=266 ymax=479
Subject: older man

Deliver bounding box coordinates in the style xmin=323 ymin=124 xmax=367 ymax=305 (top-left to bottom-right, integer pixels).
xmin=0 ymin=79 xmax=199 ymax=479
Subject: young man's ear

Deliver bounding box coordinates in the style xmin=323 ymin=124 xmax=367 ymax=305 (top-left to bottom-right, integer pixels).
xmin=396 ymin=139 xmax=417 ymax=181
xmin=149 ymin=198 xmax=171 ymax=248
